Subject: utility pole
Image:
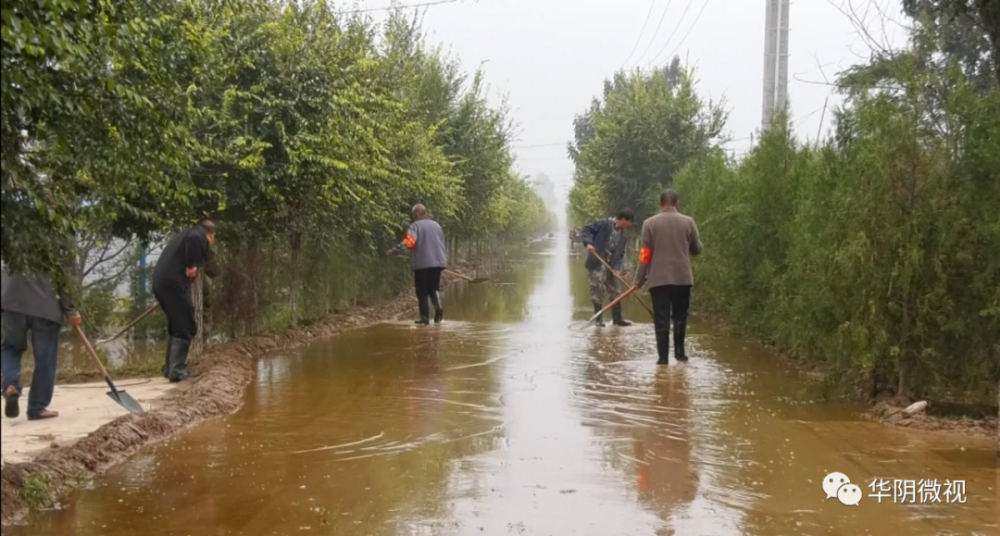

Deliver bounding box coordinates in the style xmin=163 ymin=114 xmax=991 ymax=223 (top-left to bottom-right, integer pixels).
xmin=761 ymin=0 xmax=790 ymax=131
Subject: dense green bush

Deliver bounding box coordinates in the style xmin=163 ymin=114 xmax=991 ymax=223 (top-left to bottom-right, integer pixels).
xmin=570 ymin=6 xmax=999 ymax=405
xmin=2 ymin=1 xmax=553 ymax=336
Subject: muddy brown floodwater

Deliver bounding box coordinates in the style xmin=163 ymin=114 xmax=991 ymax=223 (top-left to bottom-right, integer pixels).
xmin=10 ymin=237 xmax=998 ymax=536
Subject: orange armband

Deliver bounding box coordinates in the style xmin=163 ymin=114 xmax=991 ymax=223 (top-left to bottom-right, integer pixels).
xmin=638 ymin=246 xmax=652 ymax=265
xmin=402 ymin=233 xmax=417 ymax=250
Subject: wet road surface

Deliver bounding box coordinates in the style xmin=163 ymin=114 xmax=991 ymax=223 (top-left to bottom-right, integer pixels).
xmin=12 ymin=237 xmax=999 ymax=535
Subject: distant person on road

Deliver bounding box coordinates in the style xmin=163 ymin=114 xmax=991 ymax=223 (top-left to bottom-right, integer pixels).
xmin=152 ymin=219 xmax=216 ymax=382
xmin=388 ymin=204 xmax=448 ymax=325
xmin=579 ymin=209 xmax=635 ymax=327
xmin=1 ymin=267 xmax=82 ymax=420
xmin=633 ymin=189 xmax=702 ymax=365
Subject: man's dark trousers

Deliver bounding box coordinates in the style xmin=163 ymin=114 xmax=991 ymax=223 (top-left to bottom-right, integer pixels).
xmin=414 ymin=268 xmax=444 ymax=323
xmin=153 ymin=280 xmax=196 ymax=341
xmin=649 ymin=285 xmax=691 ymax=363
xmin=153 ymin=280 xmax=196 ymax=381
xmin=1 ymin=313 xmax=61 ymax=417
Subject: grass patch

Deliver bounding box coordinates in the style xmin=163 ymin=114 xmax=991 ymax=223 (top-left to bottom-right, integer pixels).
xmin=55 ymin=357 xmax=164 ymax=384
xmin=17 ymin=352 xmax=164 ymax=387
xmin=21 ymin=473 xmax=53 ymax=511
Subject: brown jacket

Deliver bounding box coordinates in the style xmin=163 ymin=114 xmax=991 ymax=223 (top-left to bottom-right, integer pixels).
xmin=634 ymin=208 xmax=702 ymax=288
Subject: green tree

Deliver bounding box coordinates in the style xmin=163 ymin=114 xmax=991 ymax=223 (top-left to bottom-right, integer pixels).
xmin=3 ymin=0 xmax=554 ymax=340
xmin=2 ymin=0 xmax=213 ymax=279
xmin=671 ymin=8 xmax=999 ymax=405
xmin=902 ymin=0 xmax=1000 ymax=88
xmin=567 ymin=59 xmax=725 ymax=224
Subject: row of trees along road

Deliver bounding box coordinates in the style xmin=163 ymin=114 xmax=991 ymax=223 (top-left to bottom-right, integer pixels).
xmin=2 ymin=1 xmax=556 ymax=338
xmin=568 ymin=3 xmax=999 ymax=411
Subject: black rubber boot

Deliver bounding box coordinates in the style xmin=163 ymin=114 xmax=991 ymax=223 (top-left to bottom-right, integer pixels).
xmin=612 ymin=306 xmax=632 ymax=327
xmin=655 ymin=330 xmax=670 ymax=365
xmin=430 ymin=291 xmax=443 ymax=324
xmin=673 ymin=321 xmax=688 ymax=362
xmin=592 ymin=302 xmax=605 ymax=327
xmin=162 ymin=337 xmax=174 ymax=378
xmin=167 ymin=337 xmax=192 ymax=383
xmin=416 ymin=294 xmax=431 ymax=325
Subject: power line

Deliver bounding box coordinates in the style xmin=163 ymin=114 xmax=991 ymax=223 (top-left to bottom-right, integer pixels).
xmin=645 ymin=0 xmax=696 ymax=67
xmin=620 ymin=0 xmax=659 ymax=68
xmin=342 ymin=0 xmax=468 ymax=14
xmin=659 ymin=0 xmax=711 ymax=65
xmin=629 ymin=0 xmax=674 ymax=68
xmin=792 ymin=104 xmax=828 ymax=127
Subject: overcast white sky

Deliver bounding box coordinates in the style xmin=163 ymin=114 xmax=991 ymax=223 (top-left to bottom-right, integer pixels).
xmin=363 ymin=0 xmax=910 ymax=217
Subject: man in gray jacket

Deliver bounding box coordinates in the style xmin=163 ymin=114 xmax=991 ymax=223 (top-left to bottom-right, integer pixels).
xmin=633 ymin=189 xmax=703 ymax=365
xmin=389 ymin=204 xmax=448 ymax=325
xmin=1 ymin=270 xmax=82 ymax=420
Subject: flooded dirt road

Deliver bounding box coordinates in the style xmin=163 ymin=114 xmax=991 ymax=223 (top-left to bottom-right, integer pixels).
xmin=12 ymin=237 xmax=998 ymax=535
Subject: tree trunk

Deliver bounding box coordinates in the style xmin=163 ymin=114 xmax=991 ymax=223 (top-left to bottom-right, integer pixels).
xmin=242 ymin=240 xmax=261 ymax=336
xmin=289 ymin=231 xmax=301 ymax=329
xmin=897 ymin=294 xmax=911 ymax=398
xmin=191 ymin=273 xmax=204 ymax=357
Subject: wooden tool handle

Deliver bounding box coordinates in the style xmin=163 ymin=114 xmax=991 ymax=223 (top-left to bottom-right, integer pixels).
xmin=591 ymin=285 xmax=639 ymax=321
xmin=588 ymin=250 xmax=654 ymax=316
xmin=99 ymin=304 xmax=158 ymax=344
xmin=74 ymin=324 xmax=110 ymax=377
xmin=443 ymin=268 xmax=474 ymax=282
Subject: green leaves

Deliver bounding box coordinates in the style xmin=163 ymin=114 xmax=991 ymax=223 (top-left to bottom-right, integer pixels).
xmin=571 ymin=25 xmax=999 ymax=405
xmin=567 ymin=60 xmax=725 ymax=225
xmin=2 ymin=0 xmax=550 ymax=306
xmin=3 ymin=0 xmax=204 ymax=273
xmin=673 ymin=73 xmax=999 ymax=403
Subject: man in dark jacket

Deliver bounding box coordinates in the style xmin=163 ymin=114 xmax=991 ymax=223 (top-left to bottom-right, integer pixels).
xmin=1 ymin=269 xmax=81 ymax=420
xmin=152 ymin=220 xmax=216 ymax=382
xmin=579 ymin=209 xmax=635 ymax=327
xmin=388 ymin=204 xmax=448 ymax=325
xmin=634 ymin=190 xmax=703 ymax=364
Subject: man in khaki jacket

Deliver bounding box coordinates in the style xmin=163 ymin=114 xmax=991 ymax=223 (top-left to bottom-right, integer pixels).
xmin=633 ymin=189 xmax=703 ymax=365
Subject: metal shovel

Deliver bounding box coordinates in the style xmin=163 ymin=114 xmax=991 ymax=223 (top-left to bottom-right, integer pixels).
xmin=73 ymin=325 xmax=145 ymax=415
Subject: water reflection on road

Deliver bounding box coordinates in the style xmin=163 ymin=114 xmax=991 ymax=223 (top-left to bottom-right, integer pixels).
xmin=12 ymin=237 xmax=998 ymax=536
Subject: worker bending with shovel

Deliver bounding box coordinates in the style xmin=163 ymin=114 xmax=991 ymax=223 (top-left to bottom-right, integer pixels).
xmin=152 ymin=219 xmax=216 ymax=382
xmin=389 ymin=204 xmax=447 ymax=325
xmin=579 ymin=209 xmax=635 ymax=327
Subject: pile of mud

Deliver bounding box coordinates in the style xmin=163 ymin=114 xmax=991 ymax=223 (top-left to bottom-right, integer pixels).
xmin=0 ymin=296 xmax=416 ymax=527
xmin=864 ymin=399 xmax=998 ymax=439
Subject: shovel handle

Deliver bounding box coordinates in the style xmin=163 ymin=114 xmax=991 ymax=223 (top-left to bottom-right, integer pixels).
xmin=443 ymin=268 xmax=474 ymax=282
xmin=74 ymin=324 xmax=110 ymax=378
xmin=586 ymin=285 xmax=639 ymax=326
xmin=588 ymin=251 xmax=653 ymax=317
xmin=98 ymin=304 xmax=158 ymax=344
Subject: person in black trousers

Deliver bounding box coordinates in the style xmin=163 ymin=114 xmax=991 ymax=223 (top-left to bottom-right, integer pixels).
xmin=152 ymin=220 xmax=216 ymax=382
xmin=633 ymin=190 xmax=703 ymax=364
xmin=388 ymin=204 xmax=448 ymax=325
